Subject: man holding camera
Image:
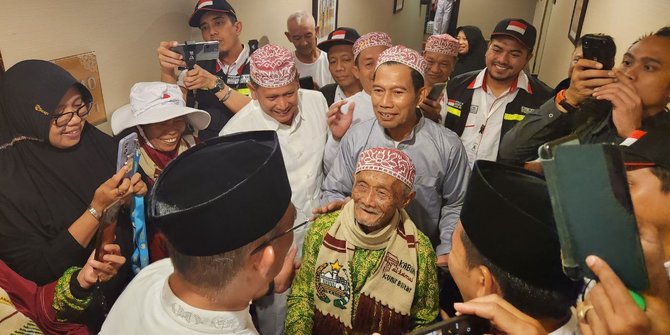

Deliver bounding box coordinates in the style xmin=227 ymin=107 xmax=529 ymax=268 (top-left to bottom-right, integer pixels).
xmin=157 ymin=0 xmax=253 ymax=139
xmin=444 ymin=18 xmax=553 ymax=165
xmin=499 ymin=26 xmax=670 ymax=165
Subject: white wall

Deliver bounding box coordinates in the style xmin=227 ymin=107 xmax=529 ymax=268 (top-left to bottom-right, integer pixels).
xmin=0 ymin=0 xmax=194 ymax=131
xmin=457 ymin=0 xmax=537 ymax=37
xmin=229 ymin=0 xmax=427 ymax=51
xmin=537 ymin=0 xmax=670 ymax=87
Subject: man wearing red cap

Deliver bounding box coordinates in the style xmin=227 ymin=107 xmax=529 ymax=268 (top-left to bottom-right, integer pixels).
xmin=444 ymin=18 xmax=552 ymax=165
xmin=220 ymin=44 xmax=329 ymax=335
xmin=285 ymin=11 xmax=334 ymax=88
xmin=287 ymin=147 xmax=438 ymax=335
xmin=322 ymin=45 xmax=469 ymax=268
xmin=156 ymin=0 xmax=253 ymax=139
xmin=419 ymin=33 xmax=460 ymax=123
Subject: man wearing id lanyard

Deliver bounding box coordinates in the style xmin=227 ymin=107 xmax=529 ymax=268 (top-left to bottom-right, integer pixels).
xmin=157 ymin=0 xmax=254 ymax=139
xmin=444 ymin=18 xmax=552 ymax=166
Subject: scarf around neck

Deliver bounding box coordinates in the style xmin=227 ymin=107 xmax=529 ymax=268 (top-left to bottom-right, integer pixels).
xmin=313 ymin=200 xmax=418 ymax=334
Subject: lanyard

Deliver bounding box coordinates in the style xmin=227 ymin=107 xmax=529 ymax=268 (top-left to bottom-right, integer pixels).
xmin=129 ymin=149 xmax=149 ymax=274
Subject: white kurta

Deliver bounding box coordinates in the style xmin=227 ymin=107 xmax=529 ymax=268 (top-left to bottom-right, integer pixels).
xmin=221 ymin=89 xmax=328 ymax=250
xmin=293 ymin=51 xmax=334 ymax=87
xmin=100 ymin=259 xmax=258 ymax=335
xmin=220 ymin=89 xmax=328 ymax=335
xmin=459 ymin=70 xmax=530 ymax=165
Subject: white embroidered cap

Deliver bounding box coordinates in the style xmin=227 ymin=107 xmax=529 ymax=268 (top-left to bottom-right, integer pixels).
xmin=355 ymin=147 xmax=416 ymax=189
xmin=425 ymin=34 xmax=459 ymax=56
xmin=249 ymin=44 xmax=298 ymax=88
xmin=375 ymin=45 xmax=428 ymax=79
xmin=352 ymin=32 xmax=393 ymax=60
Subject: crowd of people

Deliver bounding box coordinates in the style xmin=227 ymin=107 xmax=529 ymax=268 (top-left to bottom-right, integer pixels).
xmin=0 ymin=0 xmax=668 ymax=334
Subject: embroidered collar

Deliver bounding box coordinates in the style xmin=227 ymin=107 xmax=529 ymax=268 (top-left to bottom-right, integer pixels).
xmin=160 ymin=279 xmax=254 ymax=333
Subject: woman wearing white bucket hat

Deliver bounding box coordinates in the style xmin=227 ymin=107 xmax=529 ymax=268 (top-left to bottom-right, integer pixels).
xmin=112 ymin=82 xmax=211 ymax=187
xmin=112 ymin=82 xmax=211 ymax=262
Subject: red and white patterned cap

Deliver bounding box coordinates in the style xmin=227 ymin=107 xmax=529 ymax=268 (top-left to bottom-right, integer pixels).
xmin=250 ymin=44 xmax=298 ymax=88
xmin=375 ymin=45 xmax=428 ymax=79
xmin=425 ymin=34 xmax=459 ymax=56
xmin=355 ymin=147 xmax=416 ymax=189
xmin=352 ymin=32 xmax=393 ymax=60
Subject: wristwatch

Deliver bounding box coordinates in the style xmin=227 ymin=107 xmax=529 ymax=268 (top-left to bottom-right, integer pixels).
xmin=87 ymin=206 xmax=101 ymax=221
xmin=211 ymin=77 xmax=226 ymax=94
xmin=555 ymin=89 xmax=579 ymax=113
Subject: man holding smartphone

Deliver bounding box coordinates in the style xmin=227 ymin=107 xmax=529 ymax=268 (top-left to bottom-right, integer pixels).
xmin=499 ymin=26 xmax=670 ymax=165
xmin=156 ymin=0 xmax=252 ymax=139
xmin=419 ymin=33 xmax=460 ymax=123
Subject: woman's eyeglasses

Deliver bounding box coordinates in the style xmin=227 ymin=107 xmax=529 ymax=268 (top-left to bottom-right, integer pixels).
xmin=52 ymin=102 xmax=94 ymax=127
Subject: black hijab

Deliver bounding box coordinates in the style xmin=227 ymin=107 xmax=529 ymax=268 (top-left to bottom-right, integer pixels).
xmin=452 ymin=26 xmax=488 ymax=78
xmin=0 ymin=60 xmax=132 ymax=292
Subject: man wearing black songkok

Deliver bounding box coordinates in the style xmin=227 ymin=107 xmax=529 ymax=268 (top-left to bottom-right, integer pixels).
xmin=101 ymin=131 xmax=298 ymax=335
xmin=447 ymin=161 xmax=583 ymax=334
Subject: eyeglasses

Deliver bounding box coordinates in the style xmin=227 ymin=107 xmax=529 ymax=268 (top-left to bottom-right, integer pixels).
xmin=52 ymin=102 xmax=93 ymax=127
xmin=250 ymin=218 xmax=311 ymax=255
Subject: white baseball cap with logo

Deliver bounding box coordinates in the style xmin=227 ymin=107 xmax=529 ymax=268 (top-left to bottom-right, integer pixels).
xmin=111 ymin=82 xmax=211 ymax=135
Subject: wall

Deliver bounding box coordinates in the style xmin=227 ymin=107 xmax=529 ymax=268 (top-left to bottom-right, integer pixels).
xmin=537 ymin=0 xmax=670 ymax=87
xmin=0 ymin=0 xmax=194 ymax=132
xmin=229 ymin=0 xmax=427 ymax=51
xmin=457 ymin=0 xmax=537 ymax=37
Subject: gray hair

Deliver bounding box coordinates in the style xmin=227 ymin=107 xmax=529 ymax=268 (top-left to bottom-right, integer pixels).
xmin=287 ymin=10 xmax=315 ymax=28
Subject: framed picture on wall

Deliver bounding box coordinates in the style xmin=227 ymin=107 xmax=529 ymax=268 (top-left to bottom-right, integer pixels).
xmin=312 ymin=0 xmax=338 ymax=40
xmin=394 ymin=0 xmax=405 ymax=14
xmin=52 ymin=52 xmax=107 ymax=125
xmin=568 ymin=0 xmax=588 ymax=44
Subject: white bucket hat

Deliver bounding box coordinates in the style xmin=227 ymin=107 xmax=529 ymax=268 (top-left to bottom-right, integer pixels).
xmin=111 ymin=82 xmax=211 ymax=135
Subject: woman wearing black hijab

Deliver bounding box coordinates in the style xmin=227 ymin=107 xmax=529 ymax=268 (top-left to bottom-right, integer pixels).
xmin=0 ymin=60 xmax=146 ymax=316
xmin=452 ymin=25 xmax=488 ymax=78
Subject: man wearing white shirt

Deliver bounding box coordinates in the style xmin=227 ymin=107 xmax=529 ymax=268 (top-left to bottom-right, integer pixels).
xmin=285 ymin=11 xmax=334 ymax=88
xmin=444 ymin=19 xmax=552 ymax=165
xmin=101 ymin=131 xmax=297 ymax=335
xmin=323 ymin=32 xmax=392 ymax=173
xmin=220 ymin=44 xmax=329 ymax=335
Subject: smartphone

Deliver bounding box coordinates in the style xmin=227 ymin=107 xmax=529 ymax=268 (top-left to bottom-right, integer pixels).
xmin=405 ymin=315 xmax=491 ymax=335
xmin=540 ymin=142 xmax=649 ymax=291
xmin=171 ymin=41 xmax=220 ymax=69
xmin=94 ymin=200 xmax=122 ymax=261
xmin=581 ymin=35 xmax=616 ymax=70
xmin=427 ymin=83 xmax=446 ymax=101
xmin=299 ymin=76 xmax=315 ymax=90
xmin=117 ymin=132 xmax=138 ymax=179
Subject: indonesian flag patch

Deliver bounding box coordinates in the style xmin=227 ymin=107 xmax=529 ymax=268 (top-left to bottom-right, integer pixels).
xmin=507 ymin=20 xmax=527 ymax=35
xmin=197 ymin=0 xmax=213 ymax=9
xmin=332 ymin=30 xmax=346 ymax=40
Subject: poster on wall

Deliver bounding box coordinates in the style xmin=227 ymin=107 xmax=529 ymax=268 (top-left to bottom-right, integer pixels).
xmin=52 ymin=52 xmax=107 ymax=125
xmin=313 ymin=0 xmax=338 ymax=40
xmin=568 ymin=0 xmax=589 ymax=44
